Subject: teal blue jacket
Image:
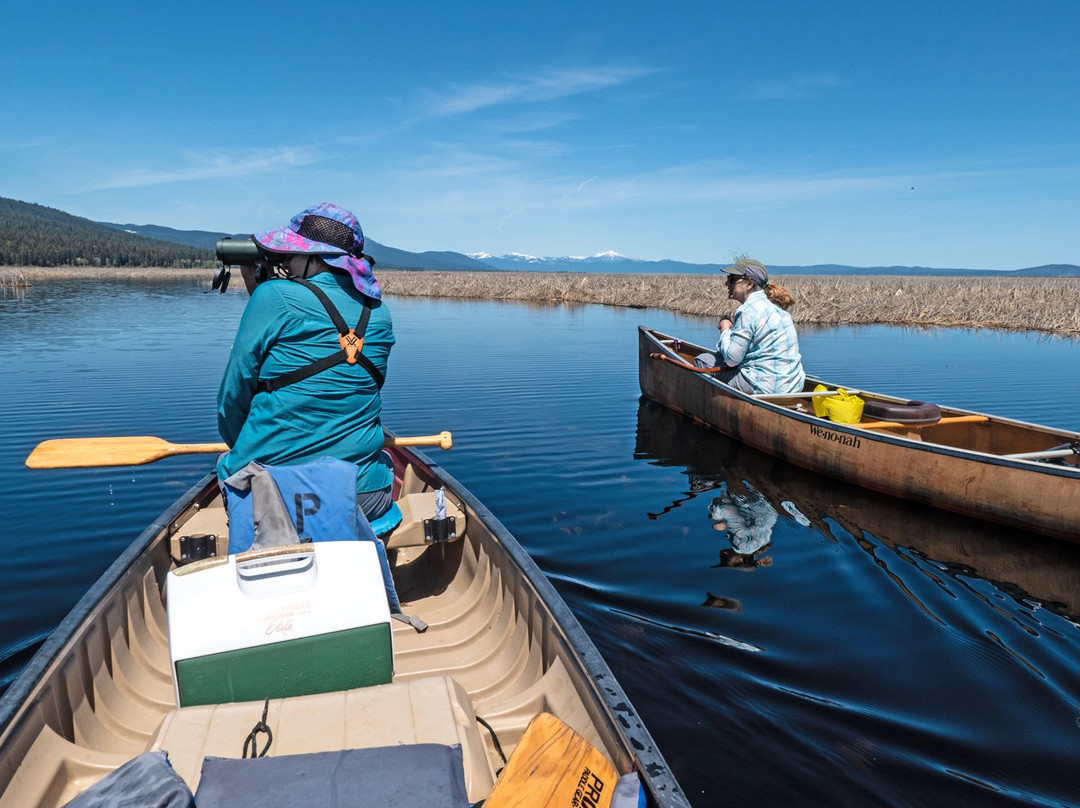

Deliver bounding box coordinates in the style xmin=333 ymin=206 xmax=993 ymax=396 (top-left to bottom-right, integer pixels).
xmin=216 ymin=271 xmax=394 ymax=493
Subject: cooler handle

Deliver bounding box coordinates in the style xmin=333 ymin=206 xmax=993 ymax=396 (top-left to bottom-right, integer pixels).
xmin=234 ymin=544 xmax=318 ymax=594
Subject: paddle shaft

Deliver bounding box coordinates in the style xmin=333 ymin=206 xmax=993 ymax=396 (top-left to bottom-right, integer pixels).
xmin=650 ymin=352 xmax=733 ymax=374
xmin=857 ymin=415 xmax=989 ymax=430
xmin=25 ymin=431 xmax=453 ymax=469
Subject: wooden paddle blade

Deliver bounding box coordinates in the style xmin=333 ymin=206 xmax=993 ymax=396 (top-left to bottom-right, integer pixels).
xmin=484 ymin=712 xmax=619 ymax=808
xmin=25 ymin=437 xmax=228 ymax=469
xmin=25 ymin=430 xmax=451 ymax=469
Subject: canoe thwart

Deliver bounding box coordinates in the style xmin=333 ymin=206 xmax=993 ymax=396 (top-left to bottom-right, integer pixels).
xmin=754 ymin=389 xmax=865 ymax=400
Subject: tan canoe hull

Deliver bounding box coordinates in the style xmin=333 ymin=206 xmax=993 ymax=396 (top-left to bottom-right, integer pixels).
xmin=639 ymin=327 xmax=1080 ymax=543
xmin=0 ymin=439 xmax=688 ymax=807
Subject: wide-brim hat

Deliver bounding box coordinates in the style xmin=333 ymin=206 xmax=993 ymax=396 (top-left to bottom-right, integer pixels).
xmin=723 ymin=258 xmax=769 ymax=288
xmin=254 ymin=202 xmax=381 ymax=299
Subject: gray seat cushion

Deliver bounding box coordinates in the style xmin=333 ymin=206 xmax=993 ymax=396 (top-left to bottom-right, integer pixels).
xmin=193 ymin=744 xmax=469 ymax=808
xmin=62 ymin=751 xmax=193 ymax=808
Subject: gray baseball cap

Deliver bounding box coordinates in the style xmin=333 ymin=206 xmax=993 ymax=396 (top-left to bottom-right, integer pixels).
xmin=723 ymin=258 xmax=769 ymax=287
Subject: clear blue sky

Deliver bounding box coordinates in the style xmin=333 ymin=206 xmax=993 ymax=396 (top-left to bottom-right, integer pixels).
xmin=3 ymin=1 xmax=1078 ymax=269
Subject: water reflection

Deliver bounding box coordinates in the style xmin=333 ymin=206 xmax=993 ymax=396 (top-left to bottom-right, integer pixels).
xmin=634 ymin=396 xmax=1080 ymax=618
xmin=708 ymin=484 xmax=776 ymax=568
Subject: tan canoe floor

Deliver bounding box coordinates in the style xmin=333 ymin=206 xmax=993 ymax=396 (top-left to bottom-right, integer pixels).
xmin=0 ymin=463 xmax=624 ymax=807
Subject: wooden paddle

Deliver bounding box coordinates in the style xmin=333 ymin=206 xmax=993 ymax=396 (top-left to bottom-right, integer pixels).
xmin=25 ymin=431 xmax=453 ymax=469
xmin=857 ymin=415 xmax=988 ymax=430
xmin=484 ymin=712 xmax=619 ymax=808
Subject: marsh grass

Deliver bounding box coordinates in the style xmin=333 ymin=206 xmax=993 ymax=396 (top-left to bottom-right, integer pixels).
xmin=380 ymin=271 xmax=1080 ymax=336
xmin=4 ymin=267 xmax=207 ymax=282
xmin=5 ymin=267 xmax=1078 ymax=335
xmin=0 ymin=269 xmax=30 ymax=289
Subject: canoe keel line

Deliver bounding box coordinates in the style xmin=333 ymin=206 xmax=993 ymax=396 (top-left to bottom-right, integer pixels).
xmin=0 ymin=441 xmax=689 ymax=807
xmin=640 ymin=327 xmax=1080 ymax=542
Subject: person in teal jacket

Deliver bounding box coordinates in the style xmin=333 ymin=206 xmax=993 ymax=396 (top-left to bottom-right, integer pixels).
xmin=216 ymin=203 xmax=395 ymax=520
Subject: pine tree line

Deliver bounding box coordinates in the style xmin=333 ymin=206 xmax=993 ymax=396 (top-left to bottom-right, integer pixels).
xmin=0 ymin=197 xmax=215 ymax=268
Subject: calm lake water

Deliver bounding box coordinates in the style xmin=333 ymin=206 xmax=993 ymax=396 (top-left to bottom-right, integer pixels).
xmin=2 ymin=278 xmax=1080 ymax=807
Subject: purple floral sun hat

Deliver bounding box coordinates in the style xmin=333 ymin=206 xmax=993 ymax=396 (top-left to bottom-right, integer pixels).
xmin=254 ymin=202 xmax=381 ymax=299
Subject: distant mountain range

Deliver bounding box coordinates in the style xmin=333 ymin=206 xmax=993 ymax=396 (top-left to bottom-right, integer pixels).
xmin=469 ymin=250 xmax=1080 ymax=278
xmin=97 ymin=221 xmax=496 ymax=272
xmin=3 ymin=197 xmax=1077 ymax=277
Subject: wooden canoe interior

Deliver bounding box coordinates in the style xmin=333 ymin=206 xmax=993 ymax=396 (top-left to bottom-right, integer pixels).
xmin=655 ymin=335 xmax=1080 ymax=465
xmin=0 ymin=460 xmax=617 ymax=807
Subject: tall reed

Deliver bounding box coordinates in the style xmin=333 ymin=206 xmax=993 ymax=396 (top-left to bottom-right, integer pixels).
xmin=7 ymin=267 xmax=1078 ymax=335
xmin=378 ymin=271 xmax=1080 ymax=336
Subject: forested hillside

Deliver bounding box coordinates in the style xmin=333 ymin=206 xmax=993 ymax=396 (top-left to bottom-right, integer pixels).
xmin=0 ymin=197 xmax=214 ymax=268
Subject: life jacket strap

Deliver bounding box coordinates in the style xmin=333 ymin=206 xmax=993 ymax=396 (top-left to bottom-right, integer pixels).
xmin=256 ymin=278 xmax=383 ymax=394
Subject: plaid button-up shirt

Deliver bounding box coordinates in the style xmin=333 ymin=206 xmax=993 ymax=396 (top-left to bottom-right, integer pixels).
xmin=715 ymin=290 xmax=805 ymax=394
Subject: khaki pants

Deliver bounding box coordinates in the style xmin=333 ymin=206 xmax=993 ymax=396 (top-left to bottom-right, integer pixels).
xmin=693 ymin=353 xmax=756 ymax=394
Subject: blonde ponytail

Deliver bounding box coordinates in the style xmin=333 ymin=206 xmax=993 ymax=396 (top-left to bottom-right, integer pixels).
xmin=765 ymin=281 xmax=795 ymax=311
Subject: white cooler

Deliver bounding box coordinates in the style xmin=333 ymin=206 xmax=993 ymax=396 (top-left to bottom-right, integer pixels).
xmin=166 ymin=541 xmax=393 ymax=707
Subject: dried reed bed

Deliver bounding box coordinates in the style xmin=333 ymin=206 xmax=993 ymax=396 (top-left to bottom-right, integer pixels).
xmin=5 ymin=267 xmax=208 ymax=282
xmin=6 ymin=267 xmax=1078 ymax=335
xmin=379 ymin=271 xmax=1080 ymax=336
xmin=0 ymin=269 xmax=30 ymax=289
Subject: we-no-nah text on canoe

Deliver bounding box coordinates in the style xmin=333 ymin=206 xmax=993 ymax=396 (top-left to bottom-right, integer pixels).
xmin=809 ymin=424 xmax=863 ymax=449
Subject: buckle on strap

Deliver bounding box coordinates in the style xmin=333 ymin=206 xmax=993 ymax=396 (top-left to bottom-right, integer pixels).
xmin=339 ymin=330 xmax=364 ymax=364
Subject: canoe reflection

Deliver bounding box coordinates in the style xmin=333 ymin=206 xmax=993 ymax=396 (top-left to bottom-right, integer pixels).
xmin=634 ymin=397 xmax=1080 ymax=616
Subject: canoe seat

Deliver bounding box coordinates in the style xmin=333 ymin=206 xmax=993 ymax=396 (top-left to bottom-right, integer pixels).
xmin=168 ymin=490 xmax=465 ymax=562
xmin=169 ymin=497 xmax=228 ymax=564
xmin=384 ymin=491 xmax=466 ymax=550
xmin=145 ymin=675 xmax=496 ymax=801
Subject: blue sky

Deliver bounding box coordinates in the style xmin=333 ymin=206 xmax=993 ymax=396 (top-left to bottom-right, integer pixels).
xmin=3 ymin=1 xmax=1078 ymax=269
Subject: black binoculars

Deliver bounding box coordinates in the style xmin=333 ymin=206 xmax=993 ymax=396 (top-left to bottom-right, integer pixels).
xmin=212 ymin=237 xmax=285 ymax=293
xmin=215 ymin=236 xmax=264 ymax=266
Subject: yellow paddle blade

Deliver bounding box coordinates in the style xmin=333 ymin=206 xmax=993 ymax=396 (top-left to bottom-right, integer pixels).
xmin=25 ymin=437 xmax=229 ymax=469
xmin=25 ymin=431 xmax=454 ymax=469
xmin=484 ymin=712 xmax=619 ymax=808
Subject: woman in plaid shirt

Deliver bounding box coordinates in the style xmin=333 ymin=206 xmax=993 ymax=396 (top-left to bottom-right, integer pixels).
xmin=694 ymin=258 xmax=805 ymax=395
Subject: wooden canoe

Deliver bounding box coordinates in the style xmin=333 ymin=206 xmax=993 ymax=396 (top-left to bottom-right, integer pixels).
xmin=638 ymin=327 xmax=1080 ymax=543
xmin=0 ymin=440 xmax=689 ymax=807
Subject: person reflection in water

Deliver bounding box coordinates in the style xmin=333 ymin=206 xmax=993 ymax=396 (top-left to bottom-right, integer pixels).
xmin=709 ymin=482 xmax=776 ymax=568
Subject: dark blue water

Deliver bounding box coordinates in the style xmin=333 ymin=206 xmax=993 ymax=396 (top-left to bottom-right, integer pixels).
xmin=3 ymin=279 xmax=1080 ymax=807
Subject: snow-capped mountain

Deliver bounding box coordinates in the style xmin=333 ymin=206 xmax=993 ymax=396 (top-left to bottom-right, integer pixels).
xmin=471 ymin=251 xmax=660 ymax=272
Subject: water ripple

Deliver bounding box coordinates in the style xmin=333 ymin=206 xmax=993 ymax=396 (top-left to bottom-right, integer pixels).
xmin=4 ymin=290 xmax=1080 ymax=805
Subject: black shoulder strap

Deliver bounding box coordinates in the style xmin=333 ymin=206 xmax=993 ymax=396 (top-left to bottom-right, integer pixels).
xmin=256 ymin=278 xmax=384 ymax=394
